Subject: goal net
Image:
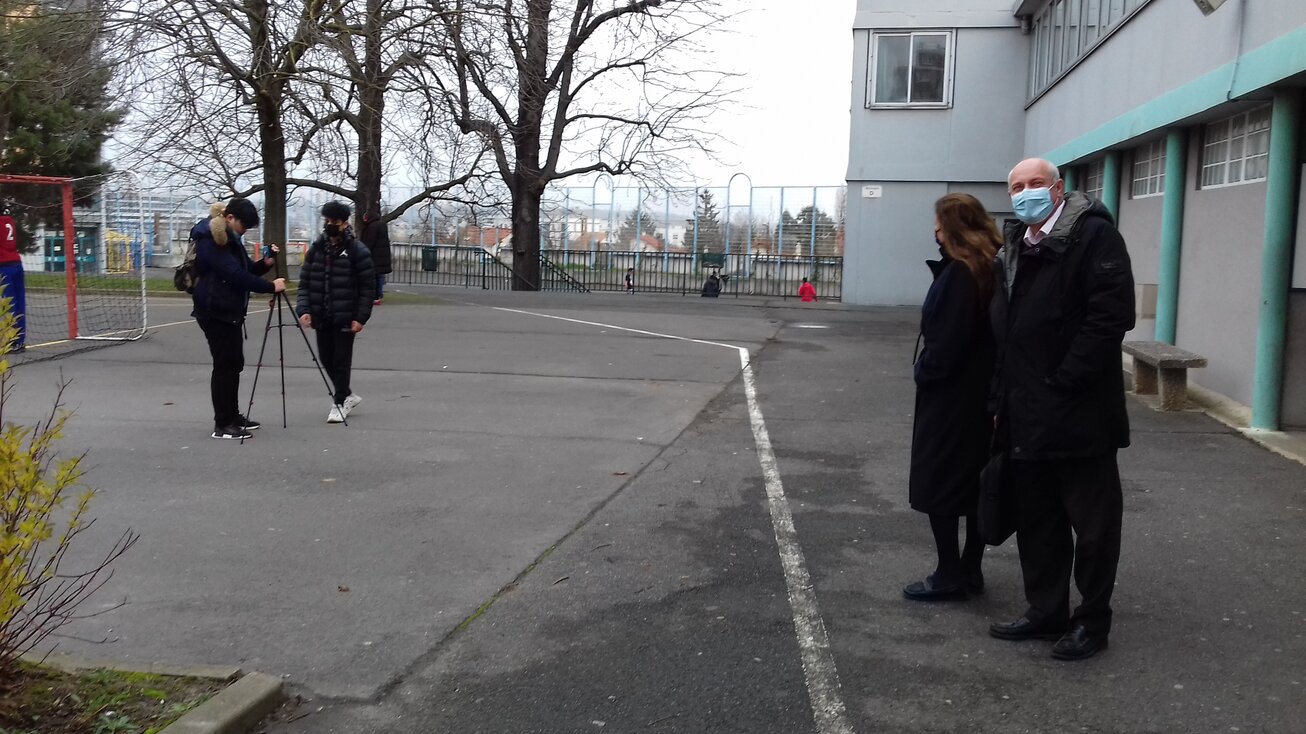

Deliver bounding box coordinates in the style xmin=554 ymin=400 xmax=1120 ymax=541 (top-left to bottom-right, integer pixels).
xmin=0 ymin=172 xmax=150 ymax=351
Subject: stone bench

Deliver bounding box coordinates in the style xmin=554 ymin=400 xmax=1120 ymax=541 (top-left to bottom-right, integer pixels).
xmin=1122 ymin=341 xmax=1208 ymax=411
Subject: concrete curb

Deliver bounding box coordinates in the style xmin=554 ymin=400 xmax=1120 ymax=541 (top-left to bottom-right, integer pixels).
xmin=21 ymin=651 xmax=241 ymax=682
xmin=159 ymin=672 xmax=286 ymax=734
xmin=20 ymin=653 xmax=285 ymax=734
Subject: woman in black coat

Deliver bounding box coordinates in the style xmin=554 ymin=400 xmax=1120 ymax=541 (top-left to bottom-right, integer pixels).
xmin=191 ymin=198 xmax=285 ymax=440
xmin=903 ymin=193 xmax=1000 ymax=601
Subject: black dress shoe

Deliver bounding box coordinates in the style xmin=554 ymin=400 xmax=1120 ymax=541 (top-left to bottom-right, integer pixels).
xmin=988 ymin=616 xmax=1067 ymax=641
xmin=1051 ymin=625 xmax=1109 ymax=660
xmin=903 ymin=574 xmax=967 ymax=602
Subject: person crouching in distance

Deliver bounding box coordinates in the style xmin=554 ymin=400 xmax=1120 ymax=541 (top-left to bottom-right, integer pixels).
xmin=296 ymin=201 xmax=376 ymax=424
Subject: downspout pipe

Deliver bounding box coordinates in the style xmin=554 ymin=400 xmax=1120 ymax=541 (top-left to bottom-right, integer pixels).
xmin=1154 ymin=129 xmax=1187 ymax=345
xmin=1251 ymin=90 xmax=1303 ymax=431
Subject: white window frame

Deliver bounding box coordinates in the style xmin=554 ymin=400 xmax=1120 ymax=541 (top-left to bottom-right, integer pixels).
xmin=1085 ymin=158 xmax=1106 ymax=200
xmin=1131 ymin=139 xmax=1166 ymax=199
xmin=866 ymin=30 xmax=955 ymax=109
xmin=1200 ymin=106 xmax=1272 ymax=189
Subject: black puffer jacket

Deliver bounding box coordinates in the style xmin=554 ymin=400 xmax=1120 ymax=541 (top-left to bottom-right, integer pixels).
xmin=191 ymin=205 xmax=275 ymax=324
xmin=296 ymin=234 xmax=376 ymax=329
xmin=990 ymin=191 xmax=1136 ymax=461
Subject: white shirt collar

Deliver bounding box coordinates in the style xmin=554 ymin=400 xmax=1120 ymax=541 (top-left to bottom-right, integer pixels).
xmin=1024 ymin=199 xmax=1067 ymax=247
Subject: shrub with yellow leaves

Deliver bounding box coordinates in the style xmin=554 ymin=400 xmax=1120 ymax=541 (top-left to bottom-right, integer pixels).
xmin=0 ymin=297 xmax=137 ymax=676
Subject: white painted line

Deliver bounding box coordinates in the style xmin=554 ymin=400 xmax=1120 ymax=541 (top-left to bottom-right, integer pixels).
xmin=491 ymin=305 xmax=853 ymax=734
xmin=737 ymin=345 xmax=854 ymax=734
xmin=488 ymin=306 xmax=739 ymax=350
xmin=26 ymin=308 xmax=271 ymax=349
xmin=793 ymin=324 xmax=831 ymax=329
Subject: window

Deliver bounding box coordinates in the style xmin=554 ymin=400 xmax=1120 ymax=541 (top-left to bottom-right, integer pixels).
xmin=1028 ymin=0 xmax=1153 ymax=98
xmin=1131 ymin=140 xmax=1166 ymax=198
xmin=1085 ymin=158 xmax=1106 ymax=199
xmin=868 ymin=31 xmax=954 ymax=107
xmin=1201 ymin=106 xmax=1271 ymax=188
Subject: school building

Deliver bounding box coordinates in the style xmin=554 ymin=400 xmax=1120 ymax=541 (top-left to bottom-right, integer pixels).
xmin=844 ymin=0 xmax=1306 ymax=431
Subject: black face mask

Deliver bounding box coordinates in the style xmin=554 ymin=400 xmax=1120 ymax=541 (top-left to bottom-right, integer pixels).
xmin=934 ymin=235 xmax=944 ymax=247
xmin=325 ymin=224 xmax=341 ymax=237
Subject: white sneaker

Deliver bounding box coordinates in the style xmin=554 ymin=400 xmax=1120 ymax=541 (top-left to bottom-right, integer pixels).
xmin=327 ymin=405 xmax=345 ymax=424
xmin=342 ymin=393 xmax=362 ymax=416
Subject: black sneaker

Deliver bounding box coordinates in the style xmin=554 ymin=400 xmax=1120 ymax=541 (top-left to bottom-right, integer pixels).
xmin=235 ymin=414 xmax=261 ymax=430
xmin=211 ymin=424 xmax=254 ymax=440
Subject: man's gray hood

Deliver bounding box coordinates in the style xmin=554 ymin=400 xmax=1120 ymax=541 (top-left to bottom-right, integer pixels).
xmin=999 ymin=191 xmax=1113 ymax=292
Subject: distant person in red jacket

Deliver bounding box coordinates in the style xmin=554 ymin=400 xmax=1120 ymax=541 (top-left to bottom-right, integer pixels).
xmin=798 ymin=277 xmax=817 ymax=303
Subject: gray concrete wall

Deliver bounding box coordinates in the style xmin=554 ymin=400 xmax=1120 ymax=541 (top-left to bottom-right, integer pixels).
xmin=1284 ymin=292 xmax=1306 ymax=429
xmin=848 ymin=27 xmax=1028 ymax=183
xmin=845 ymin=1 xmax=1027 ymax=305
xmin=844 ymin=180 xmax=1014 ymax=307
xmin=853 ymin=0 xmax=1017 ymax=29
xmin=1117 ymin=146 xmax=1165 ymax=343
xmin=1175 ymin=175 xmax=1267 ymax=406
xmin=1024 ymin=0 xmax=1306 ymax=157
xmin=844 ymin=181 xmax=948 ymax=306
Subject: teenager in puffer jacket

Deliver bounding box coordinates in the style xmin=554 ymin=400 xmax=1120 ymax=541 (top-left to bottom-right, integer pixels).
xmin=191 ymin=198 xmax=285 ymax=440
xmin=296 ymin=200 xmax=375 ymax=424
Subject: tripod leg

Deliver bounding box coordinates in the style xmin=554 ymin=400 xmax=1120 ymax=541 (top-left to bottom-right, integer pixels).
xmin=281 ymin=291 xmax=348 ymax=426
xmin=241 ymin=301 xmax=277 ymax=445
xmin=277 ymin=295 xmax=287 ymax=428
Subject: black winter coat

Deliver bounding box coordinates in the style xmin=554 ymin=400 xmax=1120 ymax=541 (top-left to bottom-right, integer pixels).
xmin=990 ymin=192 xmax=1136 ymax=461
xmin=190 ymin=216 xmax=274 ymax=324
xmin=909 ymin=256 xmax=995 ymax=516
xmin=296 ymin=235 xmax=376 ymax=329
xmin=361 ymin=217 xmax=392 ymax=275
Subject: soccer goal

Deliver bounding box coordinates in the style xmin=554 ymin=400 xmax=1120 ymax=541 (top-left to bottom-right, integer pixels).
xmin=0 ymin=172 xmax=149 ymax=348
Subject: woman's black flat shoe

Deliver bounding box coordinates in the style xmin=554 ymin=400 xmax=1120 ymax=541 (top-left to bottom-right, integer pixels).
xmin=903 ymin=574 xmax=967 ymax=602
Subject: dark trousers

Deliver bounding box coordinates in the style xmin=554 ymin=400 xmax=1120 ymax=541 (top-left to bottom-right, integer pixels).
xmin=0 ymin=262 xmax=26 ymax=347
xmin=198 ymin=318 xmax=244 ymax=427
xmin=316 ymin=327 xmax=356 ymax=404
xmin=375 ymin=274 xmax=385 ymax=299
xmin=1013 ymin=453 xmax=1123 ymax=635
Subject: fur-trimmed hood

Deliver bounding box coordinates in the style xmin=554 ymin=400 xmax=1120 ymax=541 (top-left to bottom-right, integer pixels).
xmin=207 ymin=203 xmax=229 ymax=246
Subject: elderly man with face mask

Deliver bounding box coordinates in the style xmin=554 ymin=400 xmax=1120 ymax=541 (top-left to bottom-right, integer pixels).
xmin=987 ymin=158 xmax=1136 ymax=661
xmin=297 ymin=200 xmax=376 ymax=424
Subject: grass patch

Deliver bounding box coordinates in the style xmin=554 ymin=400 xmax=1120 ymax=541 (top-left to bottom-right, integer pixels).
xmin=0 ymin=663 xmax=224 ymax=734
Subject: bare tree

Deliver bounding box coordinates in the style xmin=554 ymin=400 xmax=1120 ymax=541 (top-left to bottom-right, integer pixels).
xmin=288 ymin=0 xmax=492 ymax=229
xmin=121 ymin=0 xmax=332 ymax=274
xmin=427 ymin=0 xmax=734 ymax=289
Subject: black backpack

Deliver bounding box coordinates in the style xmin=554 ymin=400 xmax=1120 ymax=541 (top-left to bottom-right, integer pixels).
xmin=173 ymin=237 xmax=199 ymax=293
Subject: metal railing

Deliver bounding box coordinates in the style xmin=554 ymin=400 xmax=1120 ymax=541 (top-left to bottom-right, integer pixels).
xmin=538 ymin=249 xmax=842 ymax=300
xmin=388 ymin=244 xmax=841 ymax=299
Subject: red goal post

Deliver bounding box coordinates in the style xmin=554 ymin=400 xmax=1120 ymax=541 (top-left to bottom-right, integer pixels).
xmin=0 ymin=173 xmax=80 ymax=339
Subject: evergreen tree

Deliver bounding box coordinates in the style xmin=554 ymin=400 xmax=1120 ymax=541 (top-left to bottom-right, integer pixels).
xmin=790 ymin=205 xmax=839 ymax=257
xmin=686 ymin=190 xmax=722 ymax=253
xmin=0 ymin=2 xmax=123 ymax=251
xmin=617 ymin=208 xmax=658 ymax=249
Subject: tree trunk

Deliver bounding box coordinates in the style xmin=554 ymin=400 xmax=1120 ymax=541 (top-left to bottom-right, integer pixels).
xmin=511 ymin=188 xmax=542 ymax=290
xmin=355 ymin=0 xmax=385 ymax=228
xmin=256 ymin=91 xmax=288 ymax=279
xmin=249 ymin=0 xmax=288 ymax=278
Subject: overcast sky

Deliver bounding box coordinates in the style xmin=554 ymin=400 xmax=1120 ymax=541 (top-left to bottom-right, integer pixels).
xmin=695 ymin=1 xmax=854 ymax=187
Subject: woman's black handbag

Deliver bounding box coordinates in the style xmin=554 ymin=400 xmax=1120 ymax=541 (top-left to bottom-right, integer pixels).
xmin=978 ymin=451 xmax=1018 ymax=545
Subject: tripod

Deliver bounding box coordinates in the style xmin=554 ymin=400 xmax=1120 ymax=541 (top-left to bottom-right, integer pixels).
xmin=242 ymin=290 xmax=345 ymax=442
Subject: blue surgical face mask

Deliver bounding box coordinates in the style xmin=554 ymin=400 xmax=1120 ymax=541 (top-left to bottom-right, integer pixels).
xmin=1011 ymin=187 xmax=1056 ymax=225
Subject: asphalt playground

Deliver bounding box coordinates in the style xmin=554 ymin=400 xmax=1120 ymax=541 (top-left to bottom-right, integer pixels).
xmin=9 ymin=287 xmax=1305 ymax=733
